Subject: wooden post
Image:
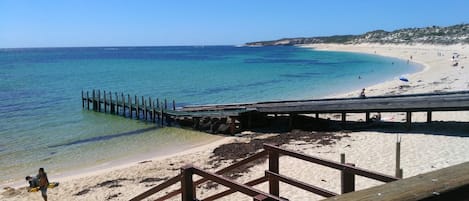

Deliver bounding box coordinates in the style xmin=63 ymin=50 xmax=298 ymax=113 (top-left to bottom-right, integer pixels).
xmin=164 ymin=99 xmax=168 ymax=110
xmin=144 ymin=99 xmax=147 ymax=121
xmin=365 ymin=112 xmax=370 ymax=122
xmin=406 ymin=112 xmax=412 ymax=129
xmin=128 ymin=94 xmax=132 ymax=118
xmin=87 ymin=91 xmax=90 ymax=110
xmin=396 ymin=140 xmax=402 ymax=178
xmin=81 ymin=91 xmax=84 ymax=108
xmin=342 ymin=112 xmax=346 ymax=128
xmin=92 ymin=90 xmax=96 ymax=111
xmin=181 ymin=166 xmax=195 ymax=201
xmin=156 ymin=98 xmax=160 ymax=119
xmin=315 ymin=113 xmax=319 ymax=119
xmin=288 ymin=113 xmax=294 ymax=130
xmin=103 ymin=90 xmax=107 ymax=113
xmin=340 ymin=153 xmax=355 ymax=194
xmin=173 ymin=100 xmax=176 ymax=110
xmin=135 ymin=95 xmax=139 ymax=120
xmin=151 ymin=100 xmax=155 ymax=122
xmin=97 ymin=90 xmax=101 ymax=112
xmin=114 ymin=92 xmax=118 ymax=115
xmin=160 ymin=103 xmax=164 ymax=127
xmin=426 ymin=111 xmax=432 ymax=123
xmin=268 ymin=149 xmax=280 ymax=197
xmin=121 ymin=93 xmax=125 ymax=116
xmin=109 ymin=92 xmax=114 ymax=114
xmin=148 ymin=97 xmax=152 ymax=120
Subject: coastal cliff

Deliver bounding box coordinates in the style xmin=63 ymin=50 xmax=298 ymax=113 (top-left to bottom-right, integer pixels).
xmin=246 ymin=24 xmax=469 ymax=46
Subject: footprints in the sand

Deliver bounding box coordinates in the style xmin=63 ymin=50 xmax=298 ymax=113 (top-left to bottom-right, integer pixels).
xmin=74 ymin=178 xmax=132 ymax=198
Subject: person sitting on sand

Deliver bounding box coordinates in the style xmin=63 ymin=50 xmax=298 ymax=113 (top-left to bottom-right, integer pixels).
xmin=25 ymin=176 xmax=39 ymax=188
xmin=37 ymin=168 xmax=49 ymax=201
xmin=360 ymin=88 xmax=366 ymax=98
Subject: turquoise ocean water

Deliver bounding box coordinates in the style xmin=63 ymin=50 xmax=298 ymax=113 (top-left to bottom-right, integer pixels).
xmin=0 ymin=46 xmax=419 ymax=184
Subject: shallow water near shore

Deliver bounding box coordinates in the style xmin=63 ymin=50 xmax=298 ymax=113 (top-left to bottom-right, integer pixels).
xmin=0 ymin=46 xmax=420 ymax=184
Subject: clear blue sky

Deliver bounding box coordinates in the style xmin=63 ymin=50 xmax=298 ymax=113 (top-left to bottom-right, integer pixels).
xmin=1 ymin=0 xmax=468 ymax=48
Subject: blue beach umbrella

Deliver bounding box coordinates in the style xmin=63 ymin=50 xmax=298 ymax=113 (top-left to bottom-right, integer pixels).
xmin=399 ymin=76 xmax=409 ymax=82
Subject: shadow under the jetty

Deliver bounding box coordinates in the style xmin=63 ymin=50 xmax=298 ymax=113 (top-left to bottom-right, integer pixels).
xmin=245 ymin=115 xmax=469 ymax=137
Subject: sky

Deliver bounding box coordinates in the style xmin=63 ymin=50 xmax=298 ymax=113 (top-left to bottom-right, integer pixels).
xmin=1 ymin=0 xmax=468 ymax=48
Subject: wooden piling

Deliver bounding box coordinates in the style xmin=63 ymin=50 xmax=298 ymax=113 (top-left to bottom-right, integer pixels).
xmin=315 ymin=113 xmax=319 ymax=119
xmin=135 ymin=95 xmax=139 ymax=120
xmin=98 ymin=90 xmax=101 ymax=112
xmin=160 ymin=104 xmax=164 ymax=127
xmin=144 ymin=99 xmax=147 ymax=121
xmin=151 ymin=100 xmax=155 ymax=122
xmin=87 ymin=91 xmax=90 ymax=110
xmin=114 ymin=92 xmax=118 ymax=115
xmin=128 ymin=94 xmax=132 ymax=118
xmin=92 ymin=89 xmax=96 ymax=111
xmin=173 ymin=100 xmax=176 ymax=110
xmin=103 ymin=90 xmax=107 ymax=113
xmin=426 ymin=111 xmax=432 ymax=123
xmin=121 ymin=93 xmax=125 ymax=116
xmin=81 ymin=91 xmax=84 ymax=108
xmin=109 ymin=92 xmax=114 ymax=114
xmin=341 ymin=112 xmax=346 ymax=128
xmin=406 ymin=112 xmax=412 ymax=129
xmin=164 ymin=99 xmax=168 ymax=110
xmin=365 ymin=112 xmax=370 ymax=122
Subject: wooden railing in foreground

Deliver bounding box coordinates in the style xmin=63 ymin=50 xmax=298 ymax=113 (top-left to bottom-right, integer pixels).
xmin=130 ymin=144 xmax=398 ymax=201
xmin=320 ymin=161 xmax=469 ymax=201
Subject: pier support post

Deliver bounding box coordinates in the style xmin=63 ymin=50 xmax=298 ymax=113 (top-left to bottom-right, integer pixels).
xmin=87 ymin=91 xmax=90 ymax=110
xmin=268 ymin=149 xmax=280 ymax=197
xmin=135 ymin=95 xmax=139 ymax=120
xmin=114 ymin=92 xmax=118 ymax=115
xmin=121 ymin=93 xmax=124 ymax=116
xmin=164 ymin=99 xmax=168 ymax=110
xmin=128 ymin=94 xmax=132 ymax=118
xmin=103 ymin=90 xmax=107 ymax=113
xmin=109 ymin=92 xmax=114 ymax=114
xmin=426 ymin=111 xmax=432 ymax=123
xmin=97 ymin=90 xmax=101 ymax=112
xmin=288 ymin=113 xmax=294 ymax=130
xmin=81 ymin=91 xmax=84 ymax=108
xmin=156 ymin=98 xmax=160 ymax=119
xmin=173 ymin=100 xmax=176 ymax=110
xmin=144 ymin=98 xmax=147 ymax=121
xmin=341 ymin=112 xmax=346 ymax=128
xmin=340 ymin=153 xmax=355 ymax=194
xmin=92 ymin=90 xmax=96 ymax=111
xmin=365 ymin=112 xmax=370 ymax=123
xmin=160 ymin=104 xmax=164 ymax=127
xmin=406 ymin=112 xmax=412 ymax=129
xmin=315 ymin=113 xmax=319 ymax=119
xmin=152 ymin=100 xmax=155 ymax=122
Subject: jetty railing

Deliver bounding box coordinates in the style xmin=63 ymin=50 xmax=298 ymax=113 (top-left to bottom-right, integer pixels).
xmin=130 ymin=144 xmax=398 ymax=201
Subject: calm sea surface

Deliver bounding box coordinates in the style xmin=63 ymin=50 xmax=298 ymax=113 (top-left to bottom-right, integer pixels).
xmin=0 ymin=46 xmax=419 ymax=183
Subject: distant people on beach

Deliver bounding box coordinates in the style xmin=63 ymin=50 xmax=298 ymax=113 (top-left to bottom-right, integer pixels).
xmin=38 ymin=168 xmax=49 ymax=201
xmin=360 ymin=88 xmax=366 ymax=98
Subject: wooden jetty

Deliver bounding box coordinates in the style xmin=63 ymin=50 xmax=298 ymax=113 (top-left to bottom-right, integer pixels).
xmin=82 ymin=90 xmax=469 ymax=133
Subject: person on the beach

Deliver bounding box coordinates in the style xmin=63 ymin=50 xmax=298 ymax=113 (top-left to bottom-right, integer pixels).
xmin=360 ymin=88 xmax=366 ymax=98
xmin=37 ymin=168 xmax=49 ymax=201
xmin=25 ymin=176 xmax=39 ymax=188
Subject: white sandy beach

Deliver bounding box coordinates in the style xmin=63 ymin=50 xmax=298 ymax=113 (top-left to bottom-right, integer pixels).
xmin=2 ymin=43 xmax=469 ymax=201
